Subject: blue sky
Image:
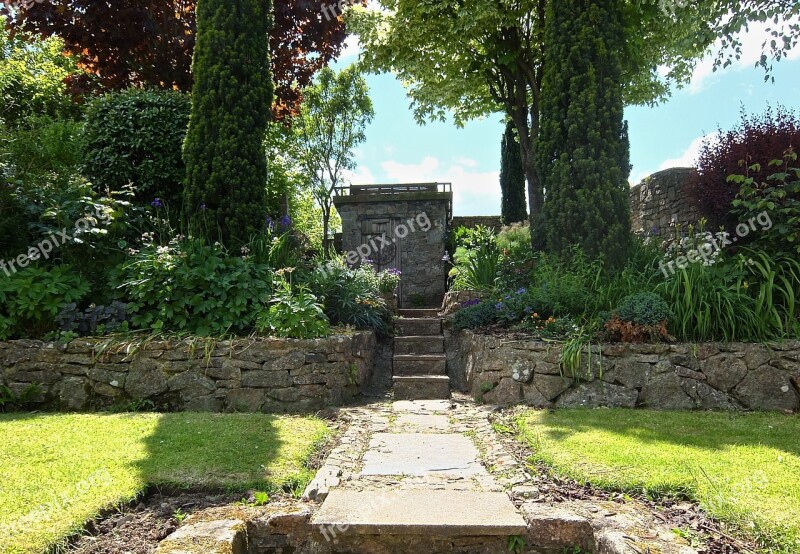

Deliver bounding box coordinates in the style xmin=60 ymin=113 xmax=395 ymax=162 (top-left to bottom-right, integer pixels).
xmin=335 ymin=24 xmax=800 ymax=216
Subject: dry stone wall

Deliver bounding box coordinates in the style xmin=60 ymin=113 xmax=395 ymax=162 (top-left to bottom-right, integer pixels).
xmin=446 ymin=331 xmax=800 ymax=411
xmin=0 ymin=333 xmax=375 ymax=413
xmin=630 ymin=167 xmax=702 ymax=240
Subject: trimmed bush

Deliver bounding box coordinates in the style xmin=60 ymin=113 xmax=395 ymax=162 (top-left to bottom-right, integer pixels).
xmin=82 ymin=89 xmax=190 ymax=208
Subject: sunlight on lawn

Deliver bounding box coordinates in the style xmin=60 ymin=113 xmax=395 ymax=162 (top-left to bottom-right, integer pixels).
xmin=517 ymin=409 xmax=800 ymax=553
xmin=0 ymin=413 xmax=328 ymax=554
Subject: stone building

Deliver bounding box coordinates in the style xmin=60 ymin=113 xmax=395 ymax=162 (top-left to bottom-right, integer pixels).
xmin=334 ymin=183 xmax=452 ymax=308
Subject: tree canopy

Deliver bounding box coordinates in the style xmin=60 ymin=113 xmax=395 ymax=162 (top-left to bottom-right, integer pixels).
xmin=1 ymin=0 xmax=365 ymax=119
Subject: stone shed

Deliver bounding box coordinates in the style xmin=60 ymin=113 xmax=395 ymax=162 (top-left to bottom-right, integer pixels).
xmin=334 ymin=183 xmax=452 ymax=308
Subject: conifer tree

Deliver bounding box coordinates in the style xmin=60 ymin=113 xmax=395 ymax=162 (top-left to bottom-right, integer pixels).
xmin=500 ymin=121 xmax=528 ymax=225
xmin=183 ymin=0 xmax=273 ymax=245
xmin=536 ymin=0 xmax=632 ymax=266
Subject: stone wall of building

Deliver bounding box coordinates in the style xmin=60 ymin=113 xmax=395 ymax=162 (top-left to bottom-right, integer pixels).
xmin=336 ymin=197 xmax=449 ymax=307
xmin=630 ymin=167 xmax=702 ymax=240
xmin=446 ymin=331 xmax=800 ymax=411
xmin=450 ymin=216 xmax=505 ymax=233
xmin=0 ymin=333 xmax=375 ymax=413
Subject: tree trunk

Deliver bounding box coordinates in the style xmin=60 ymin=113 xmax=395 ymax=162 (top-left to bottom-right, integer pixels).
xmin=510 ymin=103 xmax=544 ymax=251
xmin=322 ymin=203 xmax=331 ymax=259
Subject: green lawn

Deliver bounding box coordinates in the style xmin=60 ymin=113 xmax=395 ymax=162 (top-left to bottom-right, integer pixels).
xmin=516 ymin=409 xmax=800 ymax=554
xmin=0 ymin=412 xmax=329 ymax=554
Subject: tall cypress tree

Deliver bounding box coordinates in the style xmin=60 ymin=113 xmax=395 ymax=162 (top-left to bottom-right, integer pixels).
xmin=536 ymin=0 xmax=632 ymax=266
xmin=183 ymin=0 xmax=273 ymax=246
xmin=500 ymin=121 xmax=528 ymax=225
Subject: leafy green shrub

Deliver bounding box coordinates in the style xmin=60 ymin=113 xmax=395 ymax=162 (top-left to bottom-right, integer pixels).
xmin=256 ymin=281 xmax=330 ymax=339
xmin=0 ymin=265 xmax=89 ymax=339
xmin=449 ymin=226 xmax=500 ymax=292
xmin=82 ymin=89 xmax=190 ymax=207
xmin=730 ymin=153 xmax=800 ymax=256
xmin=56 ymin=301 xmax=129 ymax=337
xmin=451 ymin=300 xmax=499 ymax=330
xmin=656 ymin=247 xmax=800 ymax=342
xmin=305 ymin=260 xmax=391 ymax=334
xmin=614 ymin=293 xmax=672 ymax=327
xmin=376 ymin=268 xmax=402 ymax=295
xmin=496 ymin=223 xmax=536 ymax=290
xmin=117 ymin=238 xmax=273 ymax=336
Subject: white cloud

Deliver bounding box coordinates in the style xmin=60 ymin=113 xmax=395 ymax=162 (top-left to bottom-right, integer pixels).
xmin=658 ymin=132 xmax=717 ymax=169
xmin=344 ymin=165 xmax=376 ymax=184
xmin=338 ymin=37 xmax=362 ymax=62
xmin=380 ymin=156 xmax=500 ymax=215
xmin=687 ymin=19 xmax=800 ymax=93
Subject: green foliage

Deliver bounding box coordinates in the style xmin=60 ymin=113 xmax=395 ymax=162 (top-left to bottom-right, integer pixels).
xmin=730 ymin=154 xmax=800 ymax=257
xmin=615 ymin=293 xmax=673 ymax=327
xmin=0 ymin=22 xmax=81 ymax=127
xmin=0 ymin=265 xmax=89 ymax=339
xmin=449 ymin=226 xmax=500 ymax=292
xmin=256 ymin=280 xmax=330 ymax=339
xmin=537 ymin=0 xmax=632 ymax=267
xmin=451 ymin=300 xmax=499 ymax=330
xmin=375 ymin=268 xmax=401 ymax=295
xmin=656 ymin=248 xmax=800 ymax=342
xmin=0 ymin=383 xmax=41 ymax=412
xmin=294 ymin=65 xmax=374 ymax=257
xmin=183 ymin=0 xmax=274 ymax=246
xmin=500 ymin=121 xmax=527 ymax=225
xmin=81 ymin=89 xmax=191 ymax=208
xmin=117 ymin=238 xmax=273 ymax=336
xmin=496 ymin=223 xmax=536 ymax=291
xmin=304 ymin=260 xmax=391 ymax=334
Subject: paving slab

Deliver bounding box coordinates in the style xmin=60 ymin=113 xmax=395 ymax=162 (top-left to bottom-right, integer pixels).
xmin=311 ymin=490 xmax=527 ymax=536
xmin=361 ymin=433 xmax=486 ymax=476
xmin=391 ymin=399 xmax=453 ymax=413
xmin=393 ymin=413 xmax=451 ymax=432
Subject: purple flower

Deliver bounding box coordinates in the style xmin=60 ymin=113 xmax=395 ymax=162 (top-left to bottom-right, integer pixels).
xmin=650 ymin=226 xmax=659 ymax=236
xmin=495 ymin=302 xmax=503 ymax=310
xmin=516 ymin=287 xmax=527 ymax=295
xmin=151 ymin=198 xmax=163 ymax=208
xmin=200 ymin=203 xmax=207 ymax=211
xmin=265 ymin=216 xmax=275 ymax=232
xmin=279 ymin=215 xmax=292 ymax=230
xmin=460 ymin=298 xmax=480 ymax=308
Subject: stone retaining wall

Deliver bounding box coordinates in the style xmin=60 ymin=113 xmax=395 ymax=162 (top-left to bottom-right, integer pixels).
xmin=446 ymin=331 xmax=800 ymax=411
xmin=0 ymin=333 xmax=375 ymax=413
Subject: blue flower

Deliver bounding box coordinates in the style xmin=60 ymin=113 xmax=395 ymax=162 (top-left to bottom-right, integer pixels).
xmin=495 ymin=302 xmax=503 ymax=310
xmin=524 ymin=306 xmax=532 ymax=313
xmin=516 ymin=287 xmax=527 ymax=295
xmin=279 ymin=215 xmax=292 ymax=229
xmin=151 ymin=198 xmax=163 ymax=208
xmin=650 ymin=226 xmax=659 ymax=236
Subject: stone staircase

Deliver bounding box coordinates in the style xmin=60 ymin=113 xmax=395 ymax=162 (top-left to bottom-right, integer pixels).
xmin=392 ymin=309 xmax=450 ymax=400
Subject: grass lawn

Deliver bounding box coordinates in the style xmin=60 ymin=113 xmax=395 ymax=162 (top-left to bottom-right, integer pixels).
xmin=516 ymin=409 xmax=800 ymax=554
xmin=0 ymin=412 xmax=329 ymax=554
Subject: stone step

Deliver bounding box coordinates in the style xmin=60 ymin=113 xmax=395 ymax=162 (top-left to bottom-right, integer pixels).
xmin=398 ymin=308 xmax=440 ymax=318
xmin=393 ymin=375 xmax=450 ymax=400
xmin=394 ymin=318 xmax=441 ymax=337
xmin=393 ymin=354 xmax=446 ymax=375
xmin=394 ymin=335 xmax=445 ymax=355
xmin=311 ymin=490 xmax=527 ymax=536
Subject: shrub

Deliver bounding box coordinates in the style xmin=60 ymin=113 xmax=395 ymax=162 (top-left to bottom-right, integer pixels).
xmin=496 ymin=223 xmax=536 ymax=291
xmin=82 ymin=89 xmax=190 ymax=208
xmin=604 ymin=292 xmax=672 ymax=343
xmin=376 ymin=268 xmax=402 ymax=295
xmin=183 ymin=0 xmax=274 ymax=246
xmin=449 ymin=226 xmax=500 ymax=292
xmin=730 ymin=153 xmax=800 ymax=256
xmin=117 ymin=238 xmax=273 ymax=336
xmin=56 ymin=301 xmax=129 ymax=337
xmin=451 ymin=300 xmax=499 ymax=330
xmin=256 ymin=281 xmax=329 ymax=339
xmin=689 ymin=106 xmax=800 ymax=229
xmin=0 ymin=265 xmax=89 ymax=339
xmin=304 ymin=260 xmax=391 ymax=334
xmin=614 ymin=292 xmax=673 ymax=326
